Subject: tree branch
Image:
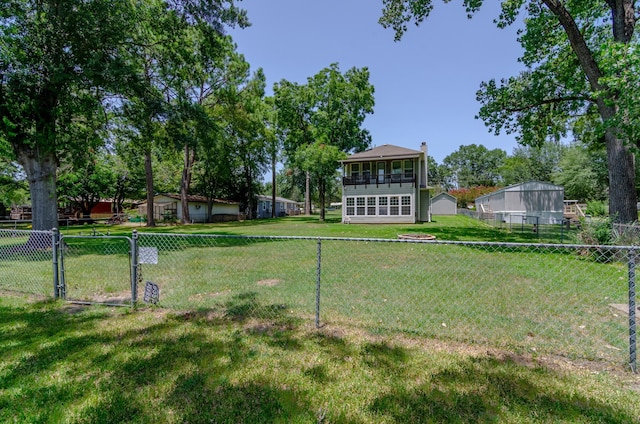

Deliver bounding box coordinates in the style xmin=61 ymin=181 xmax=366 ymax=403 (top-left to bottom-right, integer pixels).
xmin=504 ymin=95 xmax=593 ymax=113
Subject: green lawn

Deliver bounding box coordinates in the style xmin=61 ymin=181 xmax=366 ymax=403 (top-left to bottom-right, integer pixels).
xmin=2 ymin=214 xmax=638 ymax=422
xmin=1 ymin=294 xmax=639 ymax=423
xmin=62 ymin=212 xmax=578 ymax=243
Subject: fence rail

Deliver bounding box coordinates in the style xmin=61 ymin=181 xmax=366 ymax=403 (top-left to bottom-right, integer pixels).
xmin=0 ymin=228 xmax=637 ymax=373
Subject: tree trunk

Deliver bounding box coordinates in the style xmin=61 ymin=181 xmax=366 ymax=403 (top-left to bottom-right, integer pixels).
xmin=605 ymin=129 xmax=637 ymax=223
xmin=271 ymin=153 xmax=277 ymax=218
xmin=180 ymin=144 xmax=195 ymax=224
xmin=318 ymin=178 xmax=325 ymax=222
xmin=305 ymin=170 xmax=311 ymax=215
xmin=144 ymin=149 xmax=156 ymax=227
xmin=18 ymin=150 xmax=58 ymax=231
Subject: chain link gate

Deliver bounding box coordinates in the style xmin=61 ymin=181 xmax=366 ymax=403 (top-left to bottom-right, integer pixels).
xmin=58 ymin=234 xmax=136 ymax=306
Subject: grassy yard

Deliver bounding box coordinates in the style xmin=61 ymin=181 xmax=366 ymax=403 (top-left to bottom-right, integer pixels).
xmin=61 ymin=212 xmax=578 ymax=243
xmin=1 ymin=294 xmax=639 ymax=423
xmin=2 ymin=214 xmax=639 ymax=422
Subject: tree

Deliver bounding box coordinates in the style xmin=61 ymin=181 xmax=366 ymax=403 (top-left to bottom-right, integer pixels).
xmin=295 ymin=142 xmax=347 ymax=221
xmin=380 ymin=0 xmax=639 ymax=223
xmin=0 ymin=0 xmax=137 ymax=230
xmin=552 ymin=143 xmax=609 ymax=202
xmin=442 ymin=144 xmax=506 ymax=188
xmin=118 ymin=1 xmax=247 ymax=226
xmin=274 ymin=63 xmax=375 ymax=220
xmin=0 ymin=0 xmax=248 ymax=230
xmin=499 ymin=141 xmax=566 ymax=185
xmin=57 ymin=151 xmax=117 ymax=219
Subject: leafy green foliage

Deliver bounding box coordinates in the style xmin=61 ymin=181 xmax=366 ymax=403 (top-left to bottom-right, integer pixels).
xmin=552 ymin=143 xmax=608 ymax=202
xmin=274 ymin=63 xmax=375 ymax=220
xmin=379 ymin=0 xmax=639 ymax=223
xmin=442 ymin=144 xmax=507 ymax=188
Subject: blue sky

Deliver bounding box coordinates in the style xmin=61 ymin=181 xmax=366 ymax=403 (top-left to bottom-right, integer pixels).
xmin=228 ymin=0 xmax=526 ymax=165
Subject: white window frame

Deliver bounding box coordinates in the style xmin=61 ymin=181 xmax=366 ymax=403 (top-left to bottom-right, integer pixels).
xmin=344 ymin=195 xmax=413 ymax=217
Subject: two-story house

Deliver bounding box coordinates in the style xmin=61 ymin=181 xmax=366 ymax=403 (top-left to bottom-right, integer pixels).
xmin=340 ymin=143 xmax=431 ymax=224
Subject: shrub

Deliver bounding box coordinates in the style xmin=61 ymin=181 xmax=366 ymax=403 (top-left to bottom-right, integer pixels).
xmin=585 ymin=200 xmax=606 ymax=216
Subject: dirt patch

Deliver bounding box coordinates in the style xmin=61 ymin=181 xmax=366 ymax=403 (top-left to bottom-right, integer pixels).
xmin=398 ymin=234 xmax=436 ymax=240
xmin=257 ymin=279 xmax=282 ymax=287
xmin=610 ymin=303 xmax=639 ymax=316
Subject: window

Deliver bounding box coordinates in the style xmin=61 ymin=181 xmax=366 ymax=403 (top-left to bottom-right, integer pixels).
xmin=378 ymin=196 xmax=388 ymax=215
xmin=377 ymin=162 xmax=386 ymax=183
xmin=390 ymin=196 xmax=399 ymax=215
xmin=351 ymin=163 xmax=360 ymax=178
xmin=356 ymin=197 xmax=366 ymax=215
xmin=362 ymin=162 xmax=371 ymax=181
xmin=346 ymin=198 xmax=355 ymax=215
xmin=343 ymin=195 xmax=412 ymax=217
xmin=401 ymin=196 xmax=411 ymax=215
xmin=404 ymin=160 xmax=413 ymax=179
xmin=391 ymin=161 xmax=402 ymax=175
xmin=367 ymin=197 xmax=376 ymax=215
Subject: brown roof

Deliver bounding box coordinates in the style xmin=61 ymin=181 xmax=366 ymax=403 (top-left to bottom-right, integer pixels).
xmin=342 ymin=144 xmax=423 ymax=162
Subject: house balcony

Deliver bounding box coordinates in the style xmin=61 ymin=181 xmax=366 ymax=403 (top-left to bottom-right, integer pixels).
xmin=342 ymin=173 xmax=420 ymax=188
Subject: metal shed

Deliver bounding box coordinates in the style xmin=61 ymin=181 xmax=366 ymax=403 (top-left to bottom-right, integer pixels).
xmin=475 ymin=181 xmax=564 ymax=225
xmin=431 ymin=192 xmax=457 ymax=215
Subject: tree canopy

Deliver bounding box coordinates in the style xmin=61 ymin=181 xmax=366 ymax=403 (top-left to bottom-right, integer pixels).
xmin=380 ymin=0 xmax=639 ymax=223
xmin=0 ymin=0 xmax=247 ymax=229
xmin=274 ymin=63 xmax=375 ymax=220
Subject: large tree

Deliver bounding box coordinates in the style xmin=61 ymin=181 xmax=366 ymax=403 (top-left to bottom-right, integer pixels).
xmin=274 ymin=63 xmax=375 ymax=221
xmin=380 ymin=0 xmax=639 ymax=223
xmin=0 ymin=0 xmax=137 ymax=230
xmin=0 ymin=0 xmax=248 ymax=230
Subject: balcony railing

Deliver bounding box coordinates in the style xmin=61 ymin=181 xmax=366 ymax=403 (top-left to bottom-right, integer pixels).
xmin=342 ymin=173 xmax=416 ymax=187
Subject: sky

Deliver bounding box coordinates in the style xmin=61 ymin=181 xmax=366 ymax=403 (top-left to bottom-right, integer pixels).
xmin=227 ymin=0 xmax=527 ymax=166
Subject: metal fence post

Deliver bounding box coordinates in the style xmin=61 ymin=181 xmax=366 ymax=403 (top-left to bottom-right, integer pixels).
xmin=629 ymin=247 xmax=637 ymax=373
xmin=131 ymin=230 xmax=139 ymax=306
xmin=52 ymin=228 xmax=59 ymax=299
xmin=315 ymin=237 xmax=322 ymax=328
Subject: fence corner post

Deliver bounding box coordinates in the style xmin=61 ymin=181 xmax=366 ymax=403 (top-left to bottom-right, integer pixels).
xmin=131 ymin=229 xmax=139 ymax=307
xmin=628 ymin=247 xmax=637 ymax=373
xmin=315 ymin=237 xmax=322 ymax=329
xmin=52 ymin=228 xmax=59 ymax=299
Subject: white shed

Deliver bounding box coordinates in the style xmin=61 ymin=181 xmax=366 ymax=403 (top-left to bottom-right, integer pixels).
xmin=475 ymin=181 xmax=564 ymax=225
xmin=431 ymin=192 xmax=457 ymax=215
xmin=139 ymin=194 xmax=240 ymax=223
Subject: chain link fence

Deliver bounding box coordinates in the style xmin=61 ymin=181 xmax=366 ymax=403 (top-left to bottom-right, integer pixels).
xmin=0 ymin=228 xmax=636 ymax=371
xmin=59 ymin=234 xmax=134 ymax=306
xmin=0 ymin=229 xmax=55 ymax=298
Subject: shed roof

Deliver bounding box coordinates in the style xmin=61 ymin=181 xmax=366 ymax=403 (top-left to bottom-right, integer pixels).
xmin=342 ymin=144 xmax=423 ymax=163
xmin=432 ymin=192 xmax=457 ymax=201
xmin=475 ymin=181 xmax=564 ymax=202
xmin=153 ymin=193 xmax=239 ymax=205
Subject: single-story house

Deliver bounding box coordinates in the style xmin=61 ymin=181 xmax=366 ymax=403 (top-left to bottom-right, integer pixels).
xmin=431 ymin=192 xmax=457 ymax=215
xmin=341 ymin=143 xmax=431 ymax=224
xmin=256 ymin=195 xmax=300 ymax=218
xmin=475 ymin=181 xmax=564 ymax=225
xmin=138 ymin=194 xmax=240 ymax=223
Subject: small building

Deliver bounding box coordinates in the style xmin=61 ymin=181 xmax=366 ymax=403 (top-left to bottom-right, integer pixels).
xmin=475 ymin=181 xmax=564 ymax=225
xmin=340 ymin=143 xmax=431 ymax=224
xmin=138 ymin=194 xmax=240 ymax=223
xmin=256 ymin=195 xmax=300 ymax=218
xmin=431 ymin=192 xmax=457 ymax=215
